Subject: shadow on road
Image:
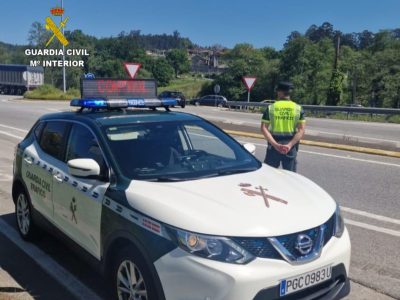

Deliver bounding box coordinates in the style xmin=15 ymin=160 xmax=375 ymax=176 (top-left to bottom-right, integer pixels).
xmin=0 ymin=213 xmax=111 ymax=300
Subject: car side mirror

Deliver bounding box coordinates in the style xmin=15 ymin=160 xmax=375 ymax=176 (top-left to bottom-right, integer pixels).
xmin=243 ymin=143 xmax=256 ymax=155
xmin=67 ymin=158 xmax=100 ymax=178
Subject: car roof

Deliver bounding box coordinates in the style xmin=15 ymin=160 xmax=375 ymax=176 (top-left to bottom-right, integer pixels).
xmin=161 ymin=91 xmax=182 ymax=94
xmin=39 ymin=109 xmax=202 ymax=128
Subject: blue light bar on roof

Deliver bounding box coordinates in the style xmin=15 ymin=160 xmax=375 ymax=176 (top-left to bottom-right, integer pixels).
xmin=70 ymin=98 xmax=178 ymax=109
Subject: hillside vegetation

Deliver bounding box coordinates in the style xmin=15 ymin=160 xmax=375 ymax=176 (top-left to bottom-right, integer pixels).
xmin=1 ymin=22 xmax=400 ymax=107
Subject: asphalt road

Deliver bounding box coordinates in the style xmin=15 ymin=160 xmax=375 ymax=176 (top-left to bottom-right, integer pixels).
xmin=185 ymin=106 xmax=400 ymax=151
xmin=0 ymin=96 xmax=399 ymax=299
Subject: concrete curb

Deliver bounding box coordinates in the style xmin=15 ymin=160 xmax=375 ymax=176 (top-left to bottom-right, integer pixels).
xmin=224 ymin=129 xmax=400 ymax=159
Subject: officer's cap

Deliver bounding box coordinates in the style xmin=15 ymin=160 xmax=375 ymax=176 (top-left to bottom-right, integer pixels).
xmin=276 ymin=81 xmax=294 ymax=92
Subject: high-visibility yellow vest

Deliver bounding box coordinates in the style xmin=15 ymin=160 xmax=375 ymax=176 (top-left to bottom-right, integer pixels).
xmin=261 ymin=100 xmax=305 ymax=137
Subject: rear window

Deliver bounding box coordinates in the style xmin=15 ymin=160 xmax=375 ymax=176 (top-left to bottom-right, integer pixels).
xmin=39 ymin=121 xmax=69 ymax=161
xmin=34 ymin=122 xmax=45 ymax=141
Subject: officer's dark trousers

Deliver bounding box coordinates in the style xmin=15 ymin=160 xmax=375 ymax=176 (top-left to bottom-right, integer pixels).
xmin=264 ymin=143 xmax=298 ymax=172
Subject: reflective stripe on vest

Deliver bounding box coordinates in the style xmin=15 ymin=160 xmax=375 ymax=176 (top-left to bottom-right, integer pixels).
xmin=268 ymin=100 xmax=301 ymax=136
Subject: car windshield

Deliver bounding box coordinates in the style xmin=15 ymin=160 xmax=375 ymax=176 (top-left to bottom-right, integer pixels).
xmin=104 ymin=120 xmax=261 ymax=181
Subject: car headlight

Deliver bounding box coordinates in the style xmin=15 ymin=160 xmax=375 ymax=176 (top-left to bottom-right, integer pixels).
xmin=334 ymin=205 xmax=345 ymax=237
xmin=166 ymin=227 xmax=254 ymax=264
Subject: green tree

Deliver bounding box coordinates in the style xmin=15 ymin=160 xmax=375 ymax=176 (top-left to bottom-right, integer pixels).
xmin=166 ymin=49 xmax=190 ymax=77
xmin=281 ymin=37 xmax=334 ymax=104
xmin=151 ymin=58 xmax=174 ymax=86
xmin=28 ymin=21 xmax=51 ymax=46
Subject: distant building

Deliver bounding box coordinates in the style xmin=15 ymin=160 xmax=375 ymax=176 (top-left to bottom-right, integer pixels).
xmin=188 ymin=48 xmax=227 ymax=74
xmin=146 ymin=47 xmax=228 ymax=75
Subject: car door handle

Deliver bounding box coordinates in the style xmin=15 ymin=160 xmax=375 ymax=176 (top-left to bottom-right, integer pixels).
xmin=24 ymin=157 xmax=33 ymax=165
xmin=53 ymin=173 xmax=64 ymax=183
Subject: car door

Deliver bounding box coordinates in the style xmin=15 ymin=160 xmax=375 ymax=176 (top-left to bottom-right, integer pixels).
xmin=52 ymin=122 xmax=109 ymax=259
xmin=22 ymin=121 xmax=69 ymax=221
xmin=202 ymin=96 xmax=212 ymax=106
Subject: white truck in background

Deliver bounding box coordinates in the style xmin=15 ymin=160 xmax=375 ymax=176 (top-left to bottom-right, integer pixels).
xmin=0 ymin=64 xmax=44 ymax=95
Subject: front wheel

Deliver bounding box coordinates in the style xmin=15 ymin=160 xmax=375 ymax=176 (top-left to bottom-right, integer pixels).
xmin=194 ymin=101 xmax=200 ymax=106
xmin=15 ymin=190 xmax=37 ymax=240
xmin=112 ymin=246 xmax=164 ymax=300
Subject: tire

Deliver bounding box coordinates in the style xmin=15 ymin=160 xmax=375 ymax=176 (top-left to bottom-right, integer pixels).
xmin=217 ymin=103 xmax=223 ymax=108
xmin=195 ymin=101 xmax=200 ymax=106
xmin=112 ymin=245 xmax=164 ymax=300
xmin=3 ymin=87 xmax=9 ymax=95
xmin=15 ymin=189 xmax=37 ymax=241
xmin=180 ymin=101 xmax=186 ymax=108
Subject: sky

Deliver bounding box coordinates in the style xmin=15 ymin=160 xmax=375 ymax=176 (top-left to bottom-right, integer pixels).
xmin=1 ymin=0 xmax=400 ymax=49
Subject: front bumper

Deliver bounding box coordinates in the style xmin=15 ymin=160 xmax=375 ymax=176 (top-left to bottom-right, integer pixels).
xmin=154 ymin=228 xmax=351 ymax=300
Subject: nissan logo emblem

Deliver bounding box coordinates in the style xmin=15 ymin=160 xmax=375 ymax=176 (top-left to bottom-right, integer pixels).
xmin=295 ymin=234 xmax=313 ymax=255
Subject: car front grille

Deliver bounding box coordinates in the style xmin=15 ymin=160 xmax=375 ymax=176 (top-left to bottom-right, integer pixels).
xmin=233 ymin=213 xmax=336 ymax=262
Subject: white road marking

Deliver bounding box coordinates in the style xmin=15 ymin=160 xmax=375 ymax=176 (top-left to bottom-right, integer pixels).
xmin=195 ymin=112 xmax=399 ymax=144
xmin=0 ymin=219 xmax=102 ymax=300
xmin=0 ymin=124 xmax=28 ymax=133
xmin=342 ymin=206 xmax=400 ymax=225
xmin=45 ymin=108 xmax=62 ymax=112
xmin=0 ymin=130 xmax=24 ymax=140
xmin=0 ymin=174 xmax=13 ymax=182
xmin=345 ymin=218 xmax=400 ymax=238
xmin=300 ymin=150 xmax=400 ymax=168
xmin=307 ymin=129 xmax=400 ymax=145
xmin=237 ymin=139 xmax=400 ymax=168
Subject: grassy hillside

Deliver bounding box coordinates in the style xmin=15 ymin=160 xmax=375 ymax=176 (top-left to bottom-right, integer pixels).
xmin=158 ymin=76 xmax=211 ymax=99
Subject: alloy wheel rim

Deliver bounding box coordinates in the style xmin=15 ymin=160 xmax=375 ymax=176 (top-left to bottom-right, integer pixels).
xmin=16 ymin=194 xmax=30 ymax=235
xmin=117 ymin=260 xmax=147 ymax=300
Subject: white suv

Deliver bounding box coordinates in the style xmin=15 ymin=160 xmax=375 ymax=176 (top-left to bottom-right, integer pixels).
xmin=12 ymin=85 xmax=350 ymax=300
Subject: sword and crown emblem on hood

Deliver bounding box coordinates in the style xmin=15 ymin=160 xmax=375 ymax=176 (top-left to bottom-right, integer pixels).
xmin=239 ymin=183 xmax=288 ymax=208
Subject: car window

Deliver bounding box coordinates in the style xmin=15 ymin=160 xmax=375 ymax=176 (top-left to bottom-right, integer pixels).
xmin=39 ymin=121 xmax=69 ymax=161
xmin=34 ymin=122 xmax=45 ymax=141
xmin=66 ymin=123 xmax=107 ymax=179
xmin=104 ymin=120 xmax=260 ymax=181
xmin=184 ymin=124 xmax=235 ymax=159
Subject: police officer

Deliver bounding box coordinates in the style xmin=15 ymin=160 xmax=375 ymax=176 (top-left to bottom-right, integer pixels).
xmin=260 ymin=82 xmax=305 ymax=172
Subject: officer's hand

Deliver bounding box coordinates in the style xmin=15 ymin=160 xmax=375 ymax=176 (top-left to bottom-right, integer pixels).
xmin=275 ymin=144 xmax=288 ymax=154
xmin=280 ymin=145 xmax=291 ymax=154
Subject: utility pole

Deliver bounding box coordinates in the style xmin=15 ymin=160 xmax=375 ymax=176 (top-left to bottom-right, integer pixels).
xmin=327 ymin=33 xmax=343 ymax=106
xmin=61 ymin=0 xmax=66 ymax=93
xmin=334 ymin=33 xmax=340 ymax=70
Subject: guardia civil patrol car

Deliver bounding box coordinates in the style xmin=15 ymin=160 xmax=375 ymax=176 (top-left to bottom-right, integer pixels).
xmin=12 ymin=79 xmax=351 ymax=300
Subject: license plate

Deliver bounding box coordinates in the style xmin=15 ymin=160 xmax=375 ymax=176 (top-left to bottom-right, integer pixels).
xmin=279 ymin=265 xmax=332 ymax=297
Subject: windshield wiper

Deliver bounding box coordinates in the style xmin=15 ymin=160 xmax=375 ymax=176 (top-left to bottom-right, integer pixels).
xmin=217 ymin=168 xmax=257 ymax=176
xmin=145 ymin=176 xmax=186 ymax=182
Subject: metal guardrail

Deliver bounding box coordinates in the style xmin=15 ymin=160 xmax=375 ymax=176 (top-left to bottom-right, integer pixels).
xmin=226 ymin=101 xmax=400 ymax=115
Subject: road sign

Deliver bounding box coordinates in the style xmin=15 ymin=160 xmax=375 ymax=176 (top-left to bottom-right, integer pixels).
xmin=124 ymin=63 xmax=141 ymax=79
xmin=242 ymin=77 xmax=257 ymax=91
xmin=214 ymin=84 xmax=220 ymax=94
xmin=242 ymin=76 xmax=257 ymax=103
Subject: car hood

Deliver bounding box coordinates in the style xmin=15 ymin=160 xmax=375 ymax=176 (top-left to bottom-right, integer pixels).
xmin=124 ymin=165 xmax=336 ymax=237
